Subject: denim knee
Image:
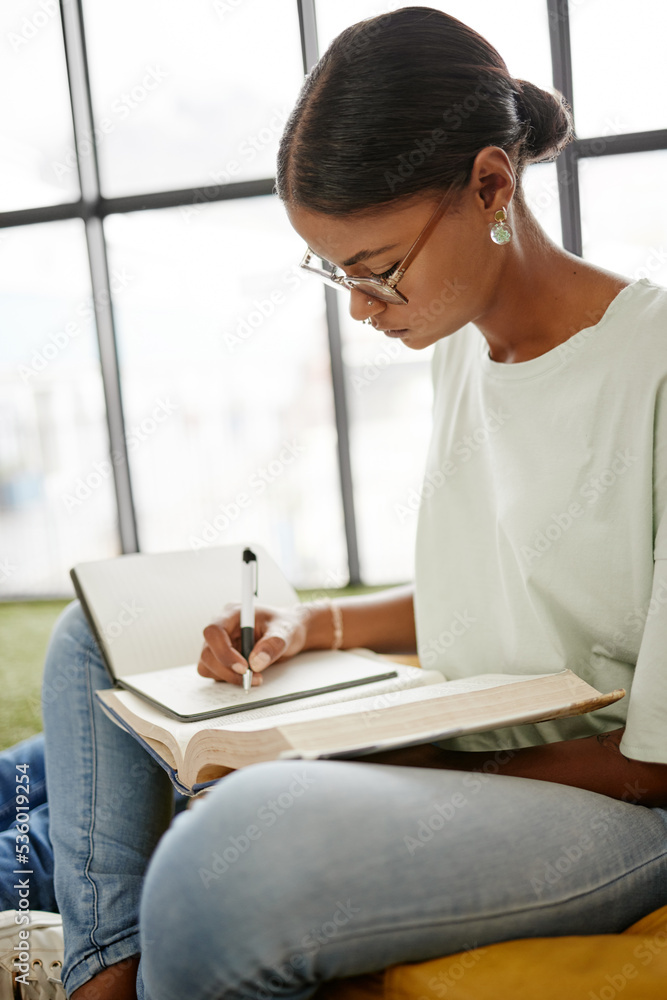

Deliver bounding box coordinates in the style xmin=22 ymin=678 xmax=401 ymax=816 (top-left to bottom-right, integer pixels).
xmin=139 ymin=761 xmax=333 ymax=999
xmin=41 ymin=601 xmax=101 ymax=710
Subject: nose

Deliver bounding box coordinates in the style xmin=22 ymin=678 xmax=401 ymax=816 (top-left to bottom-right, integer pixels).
xmin=349 ymin=288 xmax=386 ymax=324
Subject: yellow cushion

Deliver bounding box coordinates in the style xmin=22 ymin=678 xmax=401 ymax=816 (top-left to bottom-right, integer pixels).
xmin=315 ymin=905 xmax=667 ymax=1000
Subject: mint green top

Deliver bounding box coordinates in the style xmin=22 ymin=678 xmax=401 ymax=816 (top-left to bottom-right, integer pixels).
xmin=414 ymin=279 xmax=667 ymax=762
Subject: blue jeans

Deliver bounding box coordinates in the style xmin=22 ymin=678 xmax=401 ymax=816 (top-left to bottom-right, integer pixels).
xmin=0 ymin=733 xmax=56 ymax=912
xmin=40 ymin=601 xmax=667 ymax=999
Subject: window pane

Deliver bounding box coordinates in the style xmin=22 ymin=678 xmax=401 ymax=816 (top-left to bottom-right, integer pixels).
xmin=105 ymin=197 xmax=347 ymax=588
xmin=342 ymin=309 xmax=434 ymax=586
xmin=571 ymin=0 xmax=667 ymax=137
xmin=580 ymin=150 xmax=667 ymax=287
xmin=315 ymin=1 xmax=553 ymax=91
xmin=0 ymin=6 xmax=79 ymax=211
xmin=0 ymin=221 xmax=117 ymax=597
xmin=522 ymin=162 xmax=562 ymax=247
xmin=82 ymin=0 xmax=304 ymax=197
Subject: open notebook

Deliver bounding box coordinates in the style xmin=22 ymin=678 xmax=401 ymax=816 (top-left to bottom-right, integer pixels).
xmin=71 ymin=543 xmax=401 ymax=721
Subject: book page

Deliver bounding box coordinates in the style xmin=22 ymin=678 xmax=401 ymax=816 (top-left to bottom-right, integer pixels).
xmin=121 ymin=650 xmax=436 ymax=720
xmin=222 ymin=671 xmax=534 ymax=732
xmin=276 ymin=671 xmax=626 ymax=760
xmin=97 ymin=661 xmax=440 ymax=755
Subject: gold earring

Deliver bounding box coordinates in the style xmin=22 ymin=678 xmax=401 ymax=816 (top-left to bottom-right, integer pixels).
xmin=490 ymin=207 xmax=512 ymax=245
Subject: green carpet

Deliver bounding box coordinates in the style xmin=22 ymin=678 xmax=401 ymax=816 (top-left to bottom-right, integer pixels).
xmin=0 ymin=601 xmax=69 ymax=750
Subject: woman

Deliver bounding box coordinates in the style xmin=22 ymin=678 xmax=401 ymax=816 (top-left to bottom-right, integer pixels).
xmin=37 ymin=6 xmax=667 ymax=999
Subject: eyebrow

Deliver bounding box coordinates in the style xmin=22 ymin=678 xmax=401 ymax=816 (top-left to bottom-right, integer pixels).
xmin=341 ymin=243 xmax=401 ymax=267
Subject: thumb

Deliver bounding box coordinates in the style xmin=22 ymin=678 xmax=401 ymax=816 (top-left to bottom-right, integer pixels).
xmin=248 ymin=630 xmax=289 ymax=672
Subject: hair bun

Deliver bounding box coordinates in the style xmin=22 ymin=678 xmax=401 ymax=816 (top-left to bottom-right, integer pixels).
xmin=513 ymin=79 xmax=574 ymax=164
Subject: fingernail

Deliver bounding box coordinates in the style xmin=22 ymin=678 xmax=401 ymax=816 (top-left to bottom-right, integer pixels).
xmin=250 ymin=651 xmax=271 ymax=670
xmin=232 ymin=663 xmax=246 ymax=674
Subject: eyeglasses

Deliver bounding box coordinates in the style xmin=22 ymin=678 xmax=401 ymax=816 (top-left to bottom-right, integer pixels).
xmin=299 ymin=189 xmax=452 ymax=305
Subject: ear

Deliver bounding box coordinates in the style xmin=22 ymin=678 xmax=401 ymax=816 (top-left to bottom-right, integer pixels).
xmin=468 ymin=146 xmax=516 ymax=220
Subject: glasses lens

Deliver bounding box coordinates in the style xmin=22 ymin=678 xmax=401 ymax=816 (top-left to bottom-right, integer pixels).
xmin=345 ymin=278 xmax=407 ymax=304
xmin=301 ymin=252 xmax=407 ymax=303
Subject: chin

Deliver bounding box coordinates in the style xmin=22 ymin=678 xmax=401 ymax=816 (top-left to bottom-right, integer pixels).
xmin=400 ymin=323 xmax=461 ymax=350
xmin=400 ymin=332 xmax=435 ymax=351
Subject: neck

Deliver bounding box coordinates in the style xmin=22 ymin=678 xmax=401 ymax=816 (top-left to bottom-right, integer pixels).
xmin=474 ymin=203 xmax=627 ymax=363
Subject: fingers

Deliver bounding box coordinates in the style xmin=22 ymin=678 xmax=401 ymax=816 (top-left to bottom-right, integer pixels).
xmin=197 ymin=644 xmax=262 ymax=686
xmin=198 ymin=618 xmax=262 ymax=685
xmin=197 ymin=604 xmax=308 ymax=684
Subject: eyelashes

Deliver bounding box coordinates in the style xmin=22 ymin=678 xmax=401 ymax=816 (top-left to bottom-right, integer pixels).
xmin=369 ymin=262 xmax=399 ymax=280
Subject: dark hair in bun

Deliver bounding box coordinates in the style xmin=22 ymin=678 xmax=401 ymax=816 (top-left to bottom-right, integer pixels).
xmin=277 ymin=6 xmax=573 ymax=214
xmin=513 ymin=78 xmax=573 ymax=168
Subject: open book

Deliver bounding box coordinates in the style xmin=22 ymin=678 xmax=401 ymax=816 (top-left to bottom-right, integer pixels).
xmin=71 ymin=544 xmax=400 ymax=721
xmin=97 ymin=663 xmax=625 ymax=795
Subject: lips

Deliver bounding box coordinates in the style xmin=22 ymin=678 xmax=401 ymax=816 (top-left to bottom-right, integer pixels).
xmin=378 ymin=328 xmax=409 ymax=338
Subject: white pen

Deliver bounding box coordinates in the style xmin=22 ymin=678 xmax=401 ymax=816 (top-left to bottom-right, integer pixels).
xmin=240 ymin=547 xmax=257 ymax=693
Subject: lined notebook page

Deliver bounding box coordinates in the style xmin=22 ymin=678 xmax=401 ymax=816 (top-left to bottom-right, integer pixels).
xmin=122 ymin=649 xmax=412 ymax=718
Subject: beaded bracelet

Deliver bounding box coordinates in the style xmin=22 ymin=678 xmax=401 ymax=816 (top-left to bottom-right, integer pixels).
xmin=309 ymin=597 xmax=343 ymax=649
xmin=329 ymin=599 xmax=343 ymax=650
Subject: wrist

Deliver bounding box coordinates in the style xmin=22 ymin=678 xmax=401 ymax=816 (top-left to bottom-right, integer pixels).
xmin=300 ymin=599 xmax=343 ymax=650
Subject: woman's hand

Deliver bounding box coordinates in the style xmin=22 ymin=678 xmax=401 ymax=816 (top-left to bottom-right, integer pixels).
xmin=197 ymin=603 xmax=310 ymax=686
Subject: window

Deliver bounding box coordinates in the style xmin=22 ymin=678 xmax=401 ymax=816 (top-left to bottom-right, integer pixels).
xmin=2 ymin=0 xmax=665 ymax=596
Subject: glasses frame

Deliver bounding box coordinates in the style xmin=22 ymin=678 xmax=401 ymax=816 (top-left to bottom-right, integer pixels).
xmin=299 ymin=189 xmax=453 ymax=305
